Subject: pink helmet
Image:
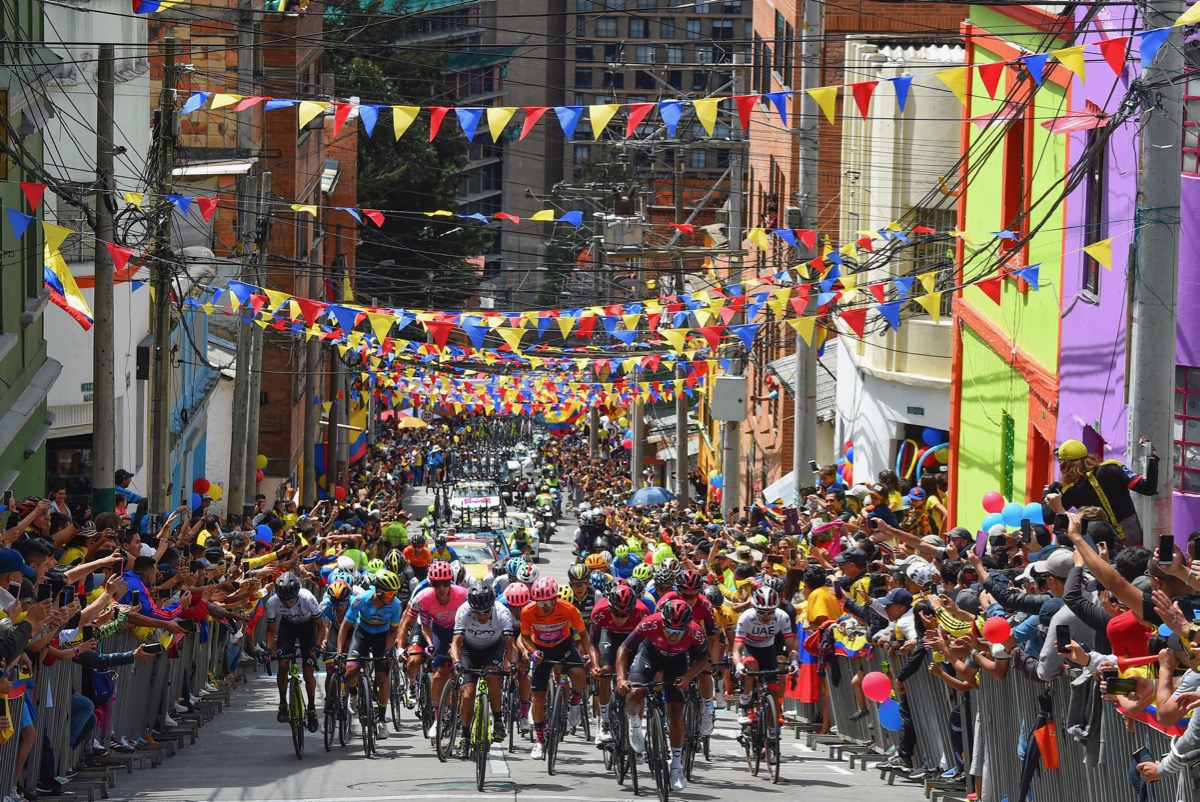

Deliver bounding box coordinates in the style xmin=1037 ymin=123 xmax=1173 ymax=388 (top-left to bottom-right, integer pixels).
xmin=530 ymin=576 xmax=559 ymax=602
xmin=504 ymin=581 xmax=530 ymax=608
xmin=428 ymin=561 xmax=454 ymax=583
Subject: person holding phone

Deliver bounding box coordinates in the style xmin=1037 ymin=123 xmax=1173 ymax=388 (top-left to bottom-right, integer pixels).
xmin=1049 ymin=437 xmax=1158 ymax=547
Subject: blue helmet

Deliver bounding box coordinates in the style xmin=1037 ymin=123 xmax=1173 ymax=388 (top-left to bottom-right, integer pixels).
xmin=506 ymin=556 xmax=526 ymax=580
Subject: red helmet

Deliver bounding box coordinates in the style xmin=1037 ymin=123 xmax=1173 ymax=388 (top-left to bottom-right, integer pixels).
xmin=428 ymin=561 xmax=454 ymax=583
xmin=608 ymin=584 xmax=637 ymax=616
xmin=660 ymin=599 xmax=693 ymax=630
xmin=504 ymin=582 xmax=530 ymax=608
xmin=531 ymin=576 xmax=559 ymax=602
xmin=678 ymin=569 xmax=703 ymax=593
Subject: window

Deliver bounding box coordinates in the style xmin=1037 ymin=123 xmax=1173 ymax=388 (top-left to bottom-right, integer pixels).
xmin=1176 ymin=366 xmax=1200 ymax=493
xmin=667 ymin=70 xmax=683 ymax=89
xmin=904 ymin=207 xmax=957 ymax=318
xmin=596 ymin=17 xmax=618 ymax=36
xmin=660 ymin=18 xmax=675 ymax=38
xmin=576 ymin=0 xmax=593 ymax=9
xmin=574 ymin=67 xmax=593 ymax=87
xmin=691 ymin=71 xmax=708 ymax=91
xmin=666 ymin=44 xmax=684 ymax=64
xmin=1082 ymin=127 xmax=1106 ymax=297
xmin=635 ymin=70 xmax=656 ymax=90
xmin=686 ymin=18 xmax=701 ymax=39
xmin=1000 ymin=111 xmax=1030 ymax=247
xmin=574 ymin=145 xmax=591 ymax=164
xmin=603 ymin=70 xmax=625 ymax=89
xmin=1185 ymin=62 xmax=1200 ymax=173
xmin=690 ymin=148 xmax=708 ymax=168
xmin=636 ymin=0 xmax=657 ymax=8
xmin=629 ymin=17 xmax=649 ymax=37
xmin=575 ymin=44 xmax=594 ymax=62
xmin=722 ymin=0 xmax=741 ymax=11
xmin=604 ymin=43 xmax=620 ymax=61
xmin=711 ymin=20 xmax=733 ymax=39
xmin=635 ymin=45 xmax=656 ymax=62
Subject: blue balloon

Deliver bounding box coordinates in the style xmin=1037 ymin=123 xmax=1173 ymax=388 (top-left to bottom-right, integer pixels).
xmin=921 ymin=427 xmax=944 ymax=447
xmin=981 ymin=512 xmax=1004 ymax=531
xmin=1001 ymin=502 xmax=1024 ymax=528
xmin=710 ymin=475 xmax=723 ymax=490
xmin=1022 ymin=502 xmax=1044 ymax=524
xmin=191 ymin=493 xmax=202 ymax=510
xmin=878 ymin=698 xmax=902 ymax=731
xmin=254 ymin=524 xmax=273 ymax=543
xmin=845 ymin=446 xmax=855 ymax=463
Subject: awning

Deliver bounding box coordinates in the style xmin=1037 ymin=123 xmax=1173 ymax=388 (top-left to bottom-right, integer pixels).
xmin=761 ymin=471 xmax=798 ymax=506
xmin=172 ymin=158 xmax=257 ymax=178
xmin=766 ymin=339 xmax=838 ymax=423
xmin=767 ymin=355 xmax=796 ymax=398
xmin=657 ymin=436 xmax=698 ymax=461
xmin=443 ymin=46 xmax=518 ymax=73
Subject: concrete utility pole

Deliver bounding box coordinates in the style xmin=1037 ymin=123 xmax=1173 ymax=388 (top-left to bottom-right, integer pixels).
xmin=673 ymin=156 xmax=689 ymax=505
xmin=720 ymin=53 xmax=746 ymax=519
xmin=148 ymin=38 xmax=177 ymax=513
xmin=630 ymin=365 xmax=645 ymax=491
xmin=243 ymin=173 xmax=269 ymax=511
xmin=91 ymin=44 xmax=117 ymax=515
xmin=589 ymin=224 xmax=603 ymax=458
xmin=1127 ymin=0 xmax=1184 ymax=544
xmin=792 ymin=0 xmax=822 ymax=504
xmin=302 ymin=232 xmax=322 ymax=504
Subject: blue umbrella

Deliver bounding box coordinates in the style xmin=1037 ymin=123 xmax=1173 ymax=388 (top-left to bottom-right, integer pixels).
xmin=627 ymin=486 xmax=676 ymax=507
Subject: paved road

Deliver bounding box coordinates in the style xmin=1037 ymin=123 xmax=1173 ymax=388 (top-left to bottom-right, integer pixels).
xmin=113 ymin=486 xmax=926 ymax=802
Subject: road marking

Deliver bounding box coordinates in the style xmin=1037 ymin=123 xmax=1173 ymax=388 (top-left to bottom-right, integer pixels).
xmin=827 ymin=765 xmax=853 ymax=775
xmin=488 ymin=749 xmax=510 ymax=778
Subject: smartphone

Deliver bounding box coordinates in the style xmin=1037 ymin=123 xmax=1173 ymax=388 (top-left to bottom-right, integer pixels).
xmin=60 ymin=587 xmax=75 ymax=607
xmin=1 ymin=491 xmax=12 ymax=509
xmin=1055 ymin=624 xmax=1072 ymax=654
xmin=973 ymin=531 xmax=988 ymax=558
xmin=1106 ymin=677 xmax=1139 ymax=696
xmin=6 ymin=583 xmax=19 ymax=600
xmin=808 ymin=460 xmax=819 ymax=473
xmin=1053 ymin=514 xmax=1069 ymax=535
xmin=1020 ymin=520 xmax=1032 ymax=543
xmin=82 ymin=625 xmax=95 ymax=641
xmin=1133 ymin=746 xmax=1153 ymax=765
xmin=131 ymin=589 xmax=142 ymax=608
xmin=1159 ymin=535 xmax=1175 ymax=565
xmin=36 ymin=584 xmax=52 ymax=603
xmin=767 ymin=555 xmax=783 ymax=565
xmin=1100 ymin=667 xmax=1118 ymax=683
xmin=141 ymin=642 xmax=166 ymax=656
xmin=1191 ymin=538 xmax=1200 ymax=563
xmin=867 ymin=518 xmax=880 ymax=531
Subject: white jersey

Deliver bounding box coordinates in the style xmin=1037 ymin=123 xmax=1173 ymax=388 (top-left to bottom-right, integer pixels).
xmin=265 ymin=589 xmax=321 ymax=623
xmin=453 ymin=602 xmax=515 ymax=650
xmin=734 ymin=608 xmax=792 ymax=648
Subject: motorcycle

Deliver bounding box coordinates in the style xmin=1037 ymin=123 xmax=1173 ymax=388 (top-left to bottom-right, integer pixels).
xmin=537 ymin=506 xmax=556 ymax=544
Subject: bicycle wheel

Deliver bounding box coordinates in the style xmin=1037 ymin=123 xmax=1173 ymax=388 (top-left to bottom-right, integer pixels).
xmin=628 ymin=743 xmax=639 ymax=796
xmin=579 ymin=686 xmax=591 ymax=742
xmin=681 ymin=696 xmax=698 ymax=781
xmin=751 ymin=700 xmax=766 ymax=777
xmin=610 ymin=698 xmax=626 ymax=782
xmin=742 ymin=702 xmax=757 ymax=775
xmin=324 ymin=690 xmax=337 ymax=753
xmin=359 ymin=680 xmax=376 ymax=758
xmin=435 ymin=678 xmax=460 ymax=762
xmin=419 ymin=670 xmax=435 ymax=738
xmin=646 ymin=707 xmax=670 ymax=802
xmin=505 ymin=681 xmax=519 ymax=754
xmin=545 ymin=684 xmax=563 ymax=775
xmin=763 ymin=695 xmax=781 ymax=784
xmin=290 ymin=676 xmax=305 ymax=760
xmin=474 ymin=690 xmax=490 ymax=791
xmin=389 ymin=659 xmax=404 ymax=731
xmin=338 ymin=682 xmax=350 ymax=746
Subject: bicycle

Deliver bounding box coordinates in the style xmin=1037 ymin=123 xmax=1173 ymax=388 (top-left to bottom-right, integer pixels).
xmin=680 ymin=680 xmax=705 ymax=781
xmin=541 ymin=659 xmax=585 ymax=776
xmin=629 ymin=680 xmax=671 ymax=802
xmin=279 ymin=651 xmax=306 ymax=760
xmin=457 ymin=666 xmax=510 ymax=790
xmin=503 ymin=663 xmax=523 ymax=753
xmin=434 ymin=667 xmax=462 ymax=762
xmin=738 ymin=667 xmax=788 ymax=784
xmin=388 ymin=650 xmax=406 ymax=732
xmin=322 ymin=652 xmax=351 ymax=752
xmin=414 ymin=649 xmax=436 ymax=739
xmin=353 ymin=655 xmax=390 ymax=758
xmin=597 ymin=671 xmax=637 ymax=794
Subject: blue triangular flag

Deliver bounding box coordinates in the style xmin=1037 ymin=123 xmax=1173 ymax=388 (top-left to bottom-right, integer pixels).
xmin=672 ymin=311 xmax=689 ymax=328
xmin=826 ymin=249 xmax=843 ymax=266
xmin=130 ymin=281 xmax=144 ymax=292
xmin=730 ymin=323 xmax=760 ymax=350
xmin=659 ymin=100 xmax=682 ymax=136
xmin=892 ymin=230 xmax=910 ymax=244
xmin=456 ymin=107 xmax=484 ymax=141
xmin=876 ymin=300 xmax=902 ymax=331
xmin=226 ymin=280 xmax=256 ymax=306
xmin=339 ymin=207 xmax=362 ymax=223
xmin=893 ymin=276 xmax=914 ymax=300
xmin=1023 ymin=53 xmax=1050 ymax=85
xmin=536 ymin=315 xmax=551 ymax=338
xmin=559 ymin=210 xmax=584 ymax=227
xmin=264 ymin=99 xmax=298 ymax=111
xmin=990 ymin=230 xmax=1019 ymax=241
xmin=181 ymin=92 xmax=210 ymax=115
xmin=459 ymin=213 xmax=490 ymax=223
xmin=772 ymin=228 xmax=798 ymax=247
xmin=612 ymin=330 xmax=637 ymax=346
xmin=359 ymin=105 xmax=379 ymax=138
xmin=816 ymin=291 xmax=839 ymax=307
xmin=719 ymin=359 xmax=731 ymax=371
xmin=5 ymin=208 xmax=33 ymax=239
xmin=460 ymin=320 xmax=488 ymax=349
xmin=554 ymin=106 xmax=585 ymax=140
xmin=763 ymin=91 xmax=789 ymax=126
xmin=601 ymin=316 xmax=619 ymax=336
xmin=325 ymin=303 xmax=360 ymax=333
xmin=1014 ymin=263 xmax=1040 ymax=289
xmin=1139 ymin=27 xmax=1172 ymax=69
xmin=166 ymin=195 xmax=192 ymax=216
xmin=890 ymin=76 xmax=914 ymax=113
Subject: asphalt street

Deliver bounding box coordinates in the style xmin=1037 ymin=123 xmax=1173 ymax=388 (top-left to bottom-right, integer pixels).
xmin=113 ymin=486 xmax=927 ymax=802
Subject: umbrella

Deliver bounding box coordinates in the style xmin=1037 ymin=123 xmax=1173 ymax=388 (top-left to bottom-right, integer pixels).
xmin=396 ymin=415 xmax=427 ymax=429
xmin=627 ymin=486 xmax=676 ymax=506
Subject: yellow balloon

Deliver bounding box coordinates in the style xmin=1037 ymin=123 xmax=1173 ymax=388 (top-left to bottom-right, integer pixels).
xmin=208 ymin=484 xmax=224 ymax=501
xmin=618 ymin=417 xmax=628 ymax=428
xmin=466 ymin=426 xmax=472 ymax=433
xmin=255 ymin=454 xmax=268 ymax=470
xmin=453 ymin=436 xmax=460 ymax=444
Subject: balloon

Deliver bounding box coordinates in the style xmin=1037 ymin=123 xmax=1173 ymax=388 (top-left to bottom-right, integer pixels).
xmin=710 ymin=470 xmax=719 ymax=479
xmin=878 ymin=699 xmax=902 ymax=731
xmin=981 ymin=512 xmax=1004 ymax=531
xmin=981 ymin=491 xmax=1005 ymax=514
xmin=934 ymin=446 xmax=949 ymax=463
xmin=190 ymin=493 xmax=202 ymax=510
xmin=600 ymin=415 xmax=610 ymax=426
xmin=844 ymin=440 xmax=854 ymax=453
xmin=256 ymin=469 xmax=264 ymax=483
xmin=862 ymin=671 xmax=892 ymax=703
xmin=845 ymin=446 xmax=854 ymax=463
xmin=254 ymin=524 xmax=272 ymax=543
xmin=618 ymin=416 xmax=628 ymax=428
xmin=619 ymin=438 xmax=630 ymax=450
xmin=333 ymin=486 xmax=347 ymax=501
xmin=193 ymin=478 xmax=210 ymax=494
xmin=255 ymin=454 xmax=268 ymax=470
xmin=1023 ymin=502 xmax=1045 ymax=524
xmin=710 ymin=475 xmax=723 ymax=489
xmin=712 ymin=488 xmax=721 ymax=502
xmin=982 ymin=616 xmax=1012 ymax=643
xmin=465 ymin=426 xmax=471 ymax=433
xmin=1001 ymin=502 xmax=1024 ymax=528
xmin=922 ymin=427 xmax=944 ymax=447
xmin=208 ymin=484 xmax=223 ymax=501
xmin=836 ymin=458 xmax=846 ymax=467
xmin=453 ymin=436 xmax=459 ymax=444
xmin=842 ymin=466 xmax=853 ymax=486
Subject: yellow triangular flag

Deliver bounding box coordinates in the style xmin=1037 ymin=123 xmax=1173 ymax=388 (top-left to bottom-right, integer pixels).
xmin=823 ymin=235 xmax=834 ymax=257
xmin=557 ymin=316 xmax=575 ymax=338
xmin=291 ymin=204 xmax=318 ymax=217
xmin=766 ymin=295 xmax=789 ymax=320
xmin=914 ymin=292 xmax=943 ymax=323
xmin=486 ymin=107 xmax=516 ymax=142
xmin=425 ymin=210 xmax=453 ymax=217
xmin=298 ymin=100 xmax=326 ymax=130
xmin=201 ymin=302 xmax=214 ymax=316
xmin=264 ymin=289 xmax=290 ymax=311
xmin=1084 ymin=237 xmax=1113 ymax=270
xmin=42 ymin=221 xmax=72 ymax=254
xmin=807 ymin=86 xmax=838 ymax=124
xmin=693 ymin=98 xmax=720 ymax=136
xmin=211 ymin=93 xmax=242 ymax=110
xmin=788 ymin=316 xmax=817 ymax=346
xmin=368 ymin=312 xmax=394 ymax=341
xmin=498 ymin=327 xmax=527 ymax=352
xmin=589 ymin=104 xmax=620 ymax=139
xmin=747 ymin=227 xmax=770 ymax=250
xmin=621 ymin=312 xmax=641 ymax=331
xmin=949 ymin=230 xmax=974 ymax=244
xmin=391 ymin=106 xmax=420 ymax=141
xmin=530 ymin=209 xmax=556 ymax=221
xmin=322 ymin=401 xmax=333 ymax=413
xmin=1178 ymin=0 xmax=1200 ymax=25
xmin=918 ymin=270 xmax=938 ymax=295
xmin=1053 ymin=46 xmax=1086 ymax=84
xmin=123 ymin=192 xmax=143 ymax=208
xmin=936 ymin=67 xmax=969 ymax=106
xmin=661 ymin=328 xmax=689 ymax=353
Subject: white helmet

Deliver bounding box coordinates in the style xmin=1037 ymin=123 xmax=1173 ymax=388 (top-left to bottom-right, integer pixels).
xmin=337 ymin=556 xmax=356 ymax=574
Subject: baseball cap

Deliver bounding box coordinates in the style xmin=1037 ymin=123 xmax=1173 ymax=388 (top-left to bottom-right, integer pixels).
xmin=870 ymin=483 xmax=886 ymax=496
xmin=881 ymin=588 xmax=913 ymax=608
xmin=1056 ymin=439 xmax=1089 ymax=460
xmin=1032 ymin=549 xmax=1074 ymax=580
xmin=0 ymin=549 xmax=35 ymax=578
xmin=115 ymin=469 xmax=134 ymax=482
xmin=906 ymin=562 xmax=935 ymax=587
xmin=921 ymin=534 xmax=945 ymax=548
xmin=835 ymin=548 xmax=869 ymax=567
xmin=908 ymin=487 xmax=927 ymax=502
xmin=947 ymin=526 xmax=972 ymax=542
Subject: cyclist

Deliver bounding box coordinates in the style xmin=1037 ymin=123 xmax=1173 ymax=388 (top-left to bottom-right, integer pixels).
xmin=509 ymin=525 xmax=535 ymax=559
xmin=626 ymin=575 xmax=657 ymax=613
xmin=615 ymin=598 xmax=711 ymax=793
xmin=319 ymin=578 xmax=354 ymax=708
xmin=338 ymin=569 xmax=404 ymax=741
xmin=520 ymin=576 xmax=593 ymax=759
xmin=657 ymin=569 xmax=719 ymax=735
xmin=383 ymin=549 xmax=413 ymax=606
xmin=397 ymin=560 xmax=468 ymax=737
xmin=565 ymin=564 xmax=597 ymax=627
xmin=494 ymin=557 xmax=524 ymax=596
xmin=404 ymin=532 xmax=433 ymax=582
xmin=732 ymin=587 xmax=799 ymax=734
xmin=503 ymin=582 xmax=533 ymax=733
xmin=265 ymin=572 xmax=324 ymax=733
xmin=431 ymin=533 xmax=459 ymax=563
xmin=588 ymin=583 xmax=650 ymax=744
xmin=704 ymin=584 xmax=738 ymax=706
xmin=611 ymin=544 xmax=638 ymax=579
xmin=419 ymin=505 xmax=437 ymax=535
xmin=450 ymin=582 xmax=518 ymax=753
xmin=648 ymin=559 xmax=680 ymax=603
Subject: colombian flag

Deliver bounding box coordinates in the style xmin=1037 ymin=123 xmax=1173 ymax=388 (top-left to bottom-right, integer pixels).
xmin=832 ymin=617 xmax=873 ymax=660
xmin=43 ymin=247 xmax=92 ymax=331
xmin=787 ymin=622 xmax=821 ymax=704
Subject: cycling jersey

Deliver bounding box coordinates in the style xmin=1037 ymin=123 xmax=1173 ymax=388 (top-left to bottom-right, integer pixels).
xmin=406 ymin=584 xmax=468 ymax=629
xmin=430 ymin=546 xmax=458 ymax=562
xmin=734 ymin=608 xmax=794 ymax=648
xmin=453 ymin=602 xmax=515 ymax=650
xmin=345 ymin=588 xmax=402 ymax=634
xmin=656 ymin=591 xmax=717 ymax=638
xmin=569 ymin=588 xmax=597 ymax=627
xmin=588 ymin=597 xmax=650 ymax=638
xmin=622 ymin=612 xmax=707 ymax=657
xmin=520 ymin=599 xmax=585 ymax=648
xmin=403 ymin=545 xmax=433 ymax=569
xmin=265 ymin=589 xmax=321 ymax=623
xmin=611 ymin=556 xmax=638 ymax=579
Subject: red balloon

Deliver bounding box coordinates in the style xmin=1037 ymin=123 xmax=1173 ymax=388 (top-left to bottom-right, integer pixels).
xmin=333 ymin=486 xmax=347 ymax=501
xmin=622 ymin=438 xmax=633 ymax=450
xmin=193 ymin=478 xmax=210 ymax=494
xmin=982 ymin=616 xmax=1012 ymax=643
xmin=862 ymin=671 xmax=892 ymax=703
xmin=712 ymin=488 xmax=722 ymax=502
xmin=981 ymin=491 xmax=1005 ymax=514
xmin=255 ymin=469 xmax=264 ymax=483
xmin=842 ymin=466 xmax=853 ymax=486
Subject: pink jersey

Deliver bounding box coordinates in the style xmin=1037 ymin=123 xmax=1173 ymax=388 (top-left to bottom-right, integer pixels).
xmin=406 ymin=585 xmax=467 ymax=629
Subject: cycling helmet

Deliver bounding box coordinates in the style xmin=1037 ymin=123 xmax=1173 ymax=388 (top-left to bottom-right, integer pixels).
xmin=678 ymin=569 xmax=703 ymax=593
xmin=491 ymin=561 xmax=507 ymax=578
xmin=600 ymin=550 xmax=612 ymax=566
xmin=530 ymin=576 xmax=559 ymax=602
xmin=626 ymin=576 xmax=646 ymax=596
xmin=609 ymin=584 xmax=638 ymax=616
xmin=558 ymin=584 xmax=576 ymax=603
xmin=589 ymin=570 xmax=611 ymax=593
xmin=751 ymin=586 xmax=780 ymax=613
xmin=374 ymin=569 xmax=402 ymax=593
xmin=653 ymin=565 xmax=677 ymax=589
xmin=427 ymin=505 xmax=435 ymax=514
xmin=384 ymin=549 xmax=407 ymax=575
xmin=660 ymin=557 xmax=681 ymax=574
xmin=584 ymin=553 xmax=606 ymax=571
xmin=435 ymin=534 xmax=448 ymax=549
xmin=702 ymin=585 xmax=724 ymax=609
xmin=593 ymin=537 xmax=610 ymax=552
xmin=516 ymin=563 xmax=539 ymax=584
xmin=615 ymin=544 xmax=630 ymax=559
xmin=761 ymin=574 xmax=786 ymax=594
xmin=567 ymin=563 xmax=590 ymax=582
xmin=450 ymin=560 xmax=466 ymax=584
xmin=410 ymin=532 xmax=427 ymax=547
xmin=366 ymin=558 xmax=385 ymax=575
xmin=506 ymin=557 xmax=526 ymax=579
xmin=660 ymin=599 xmax=694 ymax=630
xmin=327 ymin=579 xmax=351 ymax=604
xmin=331 ymin=570 xmax=355 ymax=587
xmin=468 ymin=581 xmax=496 ymax=613
xmin=352 ymin=574 xmax=372 ymax=590
xmin=275 ymin=572 xmax=300 ymax=603
xmin=631 ymin=563 xmax=653 ymax=582
xmin=504 ymin=582 xmax=530 ymax=608
xmin=428 ymin=561 xmax=454 ymax=583
xmin=336 ymin=556 xmax=356 ymax=574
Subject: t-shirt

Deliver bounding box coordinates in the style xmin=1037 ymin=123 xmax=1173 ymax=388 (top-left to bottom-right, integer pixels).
xmin=804 ymin=586 xmax=842 ymax=626
xmin=453 ymin=602 xmax=515 ymax=649
xmin=266 ymin=589 xmax=321 ymax=623
xmin=623 ymin=613 xmax=707 ymax=657
xmin=404 ymin=545 xmax=433 ymax=569
xmin=407 ymin=584 xmax=468 ymax=630
xmin=345 ymin=588 xmax=403 ymax=634
xmin=520 ymin=598 xmax=586 ymax=648
xmin=734 ymin=608 xmax=794 ymax=648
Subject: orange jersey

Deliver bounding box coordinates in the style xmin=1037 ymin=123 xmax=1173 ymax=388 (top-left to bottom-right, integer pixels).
xmin=403 ymin=545 xmax=432 ymax=568
xmin=520 ymin=599 xmax=586 ymax=648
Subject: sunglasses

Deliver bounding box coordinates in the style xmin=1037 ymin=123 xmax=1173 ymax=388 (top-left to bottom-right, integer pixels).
xmin=664 ymin=626 xmax=687 ymax=636
xmin=431 ymin=581 xmax=451 ymax=589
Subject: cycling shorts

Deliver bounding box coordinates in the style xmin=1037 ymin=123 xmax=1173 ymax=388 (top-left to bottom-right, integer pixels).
xmin=597 ymin=630 xmax=630 ymax=668
xmin=430 ymin=623 xmax=454 ymax=670
xmin=274 ymin=619 xmax=318 ymax=667
xmin=460 ymin=642 xmax=505 ymax=673
xmin=531 ymin=640 xmax=582 ymax=693
xmin=629 ymin=643 xmax=689 ymax=704
xmin=348 ymin=629 xmax=390 ymax=668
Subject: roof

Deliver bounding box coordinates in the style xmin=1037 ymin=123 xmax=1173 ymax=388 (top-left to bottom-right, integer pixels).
xmin=657 ymin=436 xmax=699 ymax=461
xmin=443 ymin=46 xmax=518 ymax=73
xmin=767 ymin=338 xmax=838 ymax=423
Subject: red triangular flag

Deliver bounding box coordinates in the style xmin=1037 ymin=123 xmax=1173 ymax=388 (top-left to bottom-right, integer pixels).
xmin=625 ymin=103 xmax=655 ymax=138
xmin=976 ymin=275 xmax=1003 ymax=305
xmin=977 ymin=61 xmax=1004 ymax=100
xmin=496 ymin=212 xmax=520 ymax=225
xmin=646 ymin=311 xmax=661 ymax=331
xmin=734 ymin=95 xmax=758 ymax=133
xmin=719 ymin=306 xmax=737 ymax=325
xmin=850 ymin=81 xmax=878 ymax=120
xmin=295 ymin=298 xmax=326 ymax=324
xmin=428 ymin=107 xmax=450 ymax=141
xmin=105 ymin=241 xmax=134 ymax=272
xmin=363 ymin=209 xmax=384 ymax=227
xmin=332 ymin=102 xmax=354 ymax=137
xmin=791 ymin=284 xmax=812 ymax=315
xmin=1098 ymin=37 xmax=1129 ymax=77
xmin=195 ymin=197 xmax=219 ymax=223
xmin=233 ymin=96 xmax=268 ymax=112
xmin=856 ymin=235 xmax=874 ymax=252
xmin=249 ymin=294 xmax=268 ymax=316
xmin=866 ymin=283 xmax=887 ymax=304
xmin=912 ymin=225 xmax=936 ymax=235
xmin=818 ymin=291 xmax=842 ymax=312
xmin=669 ymin=222 xmax=695 ymax=234
xmin=520 ymin=107 xmax=549 ymax=141
xmin=697 ymin=325 xmax=725 ymax=351
xmin=424 ymin=319 xmax=455 ymax=349
xmin=840 ymin=308 xmax=868 ymax=338
xmin=20 ymin=182 xmax=46 ymax=212
xmin=796 ymin=229 xmax=815 ymax=251
xmin=576 ymin=316 xmax=596 ymax=338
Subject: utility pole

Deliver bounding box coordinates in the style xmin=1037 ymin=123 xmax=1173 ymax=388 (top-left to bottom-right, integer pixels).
xmin=792 ymin=0 xmax=822 ymax=504
xmin=302 ymin=226 xmax=322 ymax=504
xmin=1127 ymin=0 xmax=1183 ymax=545
xmin=148 ymin=38 xmax=177 ymax=513
xmin=720 ymin=53 xmax=746 ymax=519
xmin=630 ymin=366 xmax=645 ymax=491
xmin=588 ymin=217 xmax=604 ymax=458
xmin=673 ymin=156 xmax=689 ymax=505
xmin=91 ymin=44 xmax=117 ymax=515
xmin=243 ymin=173 xmax=269 ymax=513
